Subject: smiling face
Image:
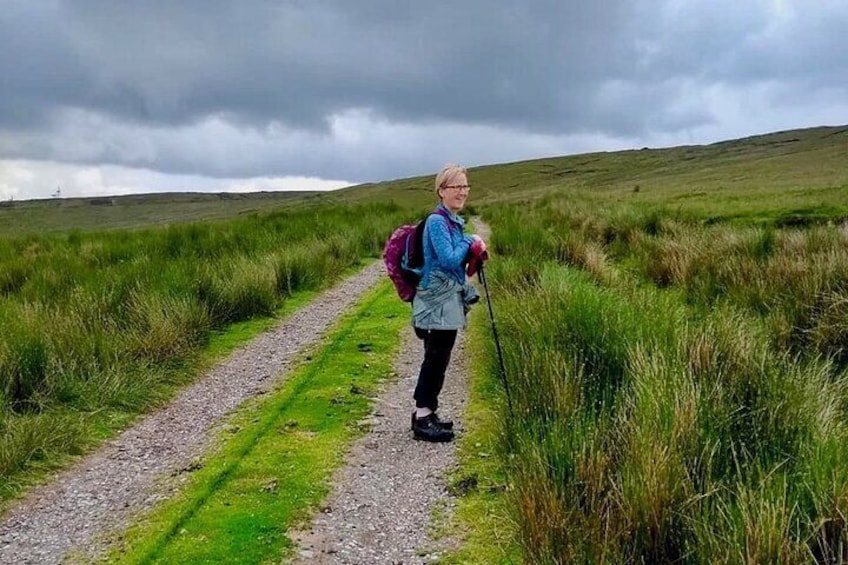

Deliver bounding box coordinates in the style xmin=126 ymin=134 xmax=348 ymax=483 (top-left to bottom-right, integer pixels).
xmin=438 ymin=172 xmax=469 ymax=214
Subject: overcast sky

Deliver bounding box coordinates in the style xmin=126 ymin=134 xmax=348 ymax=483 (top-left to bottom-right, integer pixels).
xmin=1 ymin=0 xmax=846 ymax=200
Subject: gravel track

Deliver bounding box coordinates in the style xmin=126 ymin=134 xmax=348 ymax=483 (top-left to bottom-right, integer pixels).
xmin=289 ymin=325 xmax=469 ymax=565
xmin=289 ymin=217 xmax=489 ymax=565
xmin=0 ymin=261 xmax=386 ymax=565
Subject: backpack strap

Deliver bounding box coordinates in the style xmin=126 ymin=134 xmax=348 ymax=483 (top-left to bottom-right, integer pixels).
xmin=431 ymin=206 xmax=455 ymax=236
xmin=414 ymin=207 xmax=458 ymax=271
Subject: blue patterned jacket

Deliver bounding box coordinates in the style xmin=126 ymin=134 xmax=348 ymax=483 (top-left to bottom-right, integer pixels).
xmin=412 ymin=203 xmax=479 ymax=330
xmin=420 ymin=203 xmax=473 ymax=289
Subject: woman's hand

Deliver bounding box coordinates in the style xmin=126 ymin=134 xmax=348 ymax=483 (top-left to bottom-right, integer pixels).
xmin=466 ymin=235 xmax=489 ymax=277
xmin=469 ymin=236 xmax=487 ymax=257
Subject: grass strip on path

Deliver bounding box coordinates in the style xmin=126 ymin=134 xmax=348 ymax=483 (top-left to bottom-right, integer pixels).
xmin=107 ymin=280 xmax=408 ymax=564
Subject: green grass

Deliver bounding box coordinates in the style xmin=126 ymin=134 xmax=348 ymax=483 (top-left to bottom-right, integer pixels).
xmin=0 ymin=276 xmax=326 ymax=509
xmin=6 ymin=126 xmax=847 ymax=238
xmin=0 ymin=202 xmax=412 ymax=498
xmin=451 ymin=125 xmax=848 ymax=225
xmin=0 ymin=191 xmax=319 ymax=237
xmin=106 ymin=281 xmax=408 ymax=564
xmin=437 ymin=307 xmax=521 ymax=565
xmin=474 ymin=202 xmax=848 ymax=561
xmin=334 ymin=128 xmax=848 ymax=562
xmin=3 ymin=123 xmax=848 ymax=562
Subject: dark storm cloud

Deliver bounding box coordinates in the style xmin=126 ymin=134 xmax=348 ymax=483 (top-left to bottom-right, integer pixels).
xmin=2 ymin=1 xmax=642 ymax=132
xmin=0 ymin=0 xmax=846 ymax=187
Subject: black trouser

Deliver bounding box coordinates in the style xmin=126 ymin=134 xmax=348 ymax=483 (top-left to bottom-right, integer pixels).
xmin=413 ymin=327 xmax=458 ymax=411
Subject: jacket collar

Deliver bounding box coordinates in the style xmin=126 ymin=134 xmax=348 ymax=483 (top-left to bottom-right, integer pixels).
xmin=436 ymin=202 xmax=465 ymax=228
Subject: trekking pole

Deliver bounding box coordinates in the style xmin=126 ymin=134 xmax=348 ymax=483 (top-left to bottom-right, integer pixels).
xmin=477 ymin=262 xmax=513 ymax=414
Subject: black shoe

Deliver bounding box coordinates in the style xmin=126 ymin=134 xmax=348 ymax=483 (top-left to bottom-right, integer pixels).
xmin=411 ymin=411 xmax=454 ymax=431
xmin=433 ymin=413 xmax=454 ymax=430
xmin=412 ymin=414 xmax=454 ymax=443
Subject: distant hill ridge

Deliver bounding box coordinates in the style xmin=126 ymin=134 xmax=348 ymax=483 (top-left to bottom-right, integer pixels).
xmin=1 ymin=124 xmax=845 ymax=236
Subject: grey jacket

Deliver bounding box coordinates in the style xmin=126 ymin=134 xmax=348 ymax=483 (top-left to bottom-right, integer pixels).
xmin=412 ymin=270 xmax=479 ymax=330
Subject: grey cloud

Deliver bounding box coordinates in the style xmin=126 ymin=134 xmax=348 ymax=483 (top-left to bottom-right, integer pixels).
xmin=4 ymin=1 xmax=640 ymax=132
xmin=629 ymin=1 xmax=848 ymax=86
xmin=0 ymin=0 xmax=846 ymax=186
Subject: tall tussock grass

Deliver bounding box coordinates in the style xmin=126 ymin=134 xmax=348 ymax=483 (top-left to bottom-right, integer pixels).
xmin=0 ymin=202 xmax=407 ymax=492
xmin=480 ymin=201 xmax=848 ymax=562
xmin=490 ymin=200 xmax=848 ymax=368
xmin=0 ymin=412 xmax=90 ymax=486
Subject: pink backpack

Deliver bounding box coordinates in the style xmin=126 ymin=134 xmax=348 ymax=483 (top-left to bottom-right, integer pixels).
xmin=383 ymin=208 xmax=452 ymax=302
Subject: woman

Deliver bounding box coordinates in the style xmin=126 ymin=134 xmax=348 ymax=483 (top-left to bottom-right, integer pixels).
xmin=411 ymin=163 xmax=487 ymax=442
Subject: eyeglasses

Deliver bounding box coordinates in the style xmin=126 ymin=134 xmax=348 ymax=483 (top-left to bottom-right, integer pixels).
xmin=443 ymin=184 xmax=471 ymax=192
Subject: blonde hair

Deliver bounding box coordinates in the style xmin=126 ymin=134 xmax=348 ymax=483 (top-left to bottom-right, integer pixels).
xmin=434 ymin=163 xmax=467 ymax=194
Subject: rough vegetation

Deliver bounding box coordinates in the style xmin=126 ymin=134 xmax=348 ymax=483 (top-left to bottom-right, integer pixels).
xmin=0 ymin=202 xmax=410 ymax=499
xmin=2 ymin=124 xmax=848 ymax=563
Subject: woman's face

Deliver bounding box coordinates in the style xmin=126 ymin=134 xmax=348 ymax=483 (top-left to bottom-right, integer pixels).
xmin=439 ymin=172 xmax=470 ymax=214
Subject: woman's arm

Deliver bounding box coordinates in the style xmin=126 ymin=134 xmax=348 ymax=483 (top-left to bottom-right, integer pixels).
xmin=426 ymin=214 xmax=472 ymax=270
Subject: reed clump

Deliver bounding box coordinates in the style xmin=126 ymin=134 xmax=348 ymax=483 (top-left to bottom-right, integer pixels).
xmin=0 ymin=202 xmax=408 ymax=492
xmin=481 ymin=201 xmax=848 ymax=562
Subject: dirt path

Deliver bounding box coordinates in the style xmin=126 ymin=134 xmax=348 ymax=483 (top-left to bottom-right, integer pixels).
xmin=0 ymin=261 xmax=386 ymax=565
xmin=290 ymin=217 xmax=489 ymax=564
xmin=289 ymin=327 xmax=470 ymax=565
